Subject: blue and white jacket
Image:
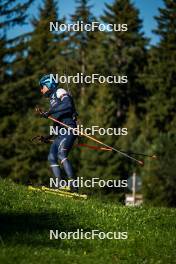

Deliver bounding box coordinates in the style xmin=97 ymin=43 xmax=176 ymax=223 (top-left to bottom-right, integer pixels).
xmin=48 ymin=89 xmax=77 ymax=129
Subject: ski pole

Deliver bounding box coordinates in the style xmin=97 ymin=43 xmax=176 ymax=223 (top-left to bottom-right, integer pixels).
xmin=31 ymin=135 xmax=157 ymax=159
xmin=116 ymin=151 xmax=158 ymax=160
xmin=31 ymin=136 xmax=111 ymax=151
xmin=47 ymin=116 xmax=144 ymax=166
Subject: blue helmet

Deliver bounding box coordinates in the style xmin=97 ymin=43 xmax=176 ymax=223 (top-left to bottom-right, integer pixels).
xmin=39 ymin=74 xmax=57 ymax=90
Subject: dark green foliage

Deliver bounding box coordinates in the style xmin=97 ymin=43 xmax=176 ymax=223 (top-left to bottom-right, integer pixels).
xmin=0 ymin=0 xmax=65 ymax=183
xmin=87 ymin=0 xmax=147 ymax=199
xmin=142 ymin=133 xmax=176 ymax=207
xmin=154 ymin=0 xmax=176 ymax=49
xmin=78 ymin=84 xmax=121 ymax=198
xmin=102 ymin=0 xmax=148 ymax=117
xmin=141 ymin=0 xmax=176 ymax=133
xmin=68 ymin=0 xmax=105 ymax=102
xmin=65 ymin=0 xmax=107 ymax=180
xmin=0 ymin=0 xmax=34 ymax=28
xmin=0 ymin=0 xmax=34 ymax=95
xmin=139 ymin=0 xmax=176 ymax=206
xmin=0 ymin=0 xmax=175 ymax=206
xmin=29 ymin=0 xmax=66 ymax=73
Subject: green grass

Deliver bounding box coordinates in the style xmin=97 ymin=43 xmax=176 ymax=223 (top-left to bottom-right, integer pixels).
xmin=0 ymin=179 xmax=175 ymax=264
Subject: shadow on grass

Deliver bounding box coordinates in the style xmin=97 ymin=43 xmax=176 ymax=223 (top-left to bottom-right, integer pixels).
xmin=0 ymin=211 xmax=94 ymax=249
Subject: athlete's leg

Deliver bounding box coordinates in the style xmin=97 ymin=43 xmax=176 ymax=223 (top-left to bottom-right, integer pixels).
xmin=48 ymin=138 xmax=62 ymax=183
xmin=57 ymin=133 xmax=77 ymax=185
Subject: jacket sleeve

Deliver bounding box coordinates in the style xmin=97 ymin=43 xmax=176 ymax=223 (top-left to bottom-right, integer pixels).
xmin=48 ymin=96 xmax=72 ymax=117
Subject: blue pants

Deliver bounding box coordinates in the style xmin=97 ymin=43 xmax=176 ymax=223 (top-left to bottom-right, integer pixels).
xmin=48 ymin=132 xmax=77 ymax=184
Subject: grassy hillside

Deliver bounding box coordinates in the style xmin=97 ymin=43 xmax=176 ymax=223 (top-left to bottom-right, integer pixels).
xmin=0 ymin=179 xmax=175 ymax=264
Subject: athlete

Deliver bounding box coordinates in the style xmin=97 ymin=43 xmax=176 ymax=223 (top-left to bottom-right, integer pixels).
xmin=38 ymin=74 xmax=78 ymax=192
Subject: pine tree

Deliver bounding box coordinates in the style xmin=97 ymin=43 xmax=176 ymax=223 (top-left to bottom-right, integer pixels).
xmin=0 ymin=0 xmax=34 ymax=108
xmin=0 ymin=0 xmax=68 ymax=183
xmin=83 ymin=0 xmax=147 ymax=200
xmin=102 ymin=0 xmax=148 ymax=121
xmin=0 ymin=0 xmax=35 ymax=180
xmin=140 ymin=0 xmax=176 ymax=206
xmin=29 ymin=0 xmax=65 ymax=73
xmin=68 ymin=0 xmax=105 ymax=102
xmin=142 ymin=0 xmax=176 ymax=133
xmin=77 ymin=0 xmax=148 ymax=200
xmin=13 ymin=0 xmax=68 ymax=184
xmin=65 ymin=1 xmax=108 ymax=181
xmin=0 ymin=0 xmax=34 ymax=28
xmin=78 ymin=83 xmax=125 ymax=200
xmin=70 ymin=0 xmax=94 ymax=76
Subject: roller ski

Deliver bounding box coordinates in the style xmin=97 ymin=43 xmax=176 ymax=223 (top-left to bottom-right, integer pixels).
xmin=28 ymin=185 xmax=87 ymax=200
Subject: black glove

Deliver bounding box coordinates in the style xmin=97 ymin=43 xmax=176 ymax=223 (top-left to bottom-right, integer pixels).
xmin=39 ymin=136 xmax=50 ymax=143
xmin=40 ymin=112 xmax=49 ymax=118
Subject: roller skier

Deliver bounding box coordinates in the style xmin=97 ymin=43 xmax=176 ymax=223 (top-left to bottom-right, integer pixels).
xmin=38 ymin=74 xmax=78 ymax=193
